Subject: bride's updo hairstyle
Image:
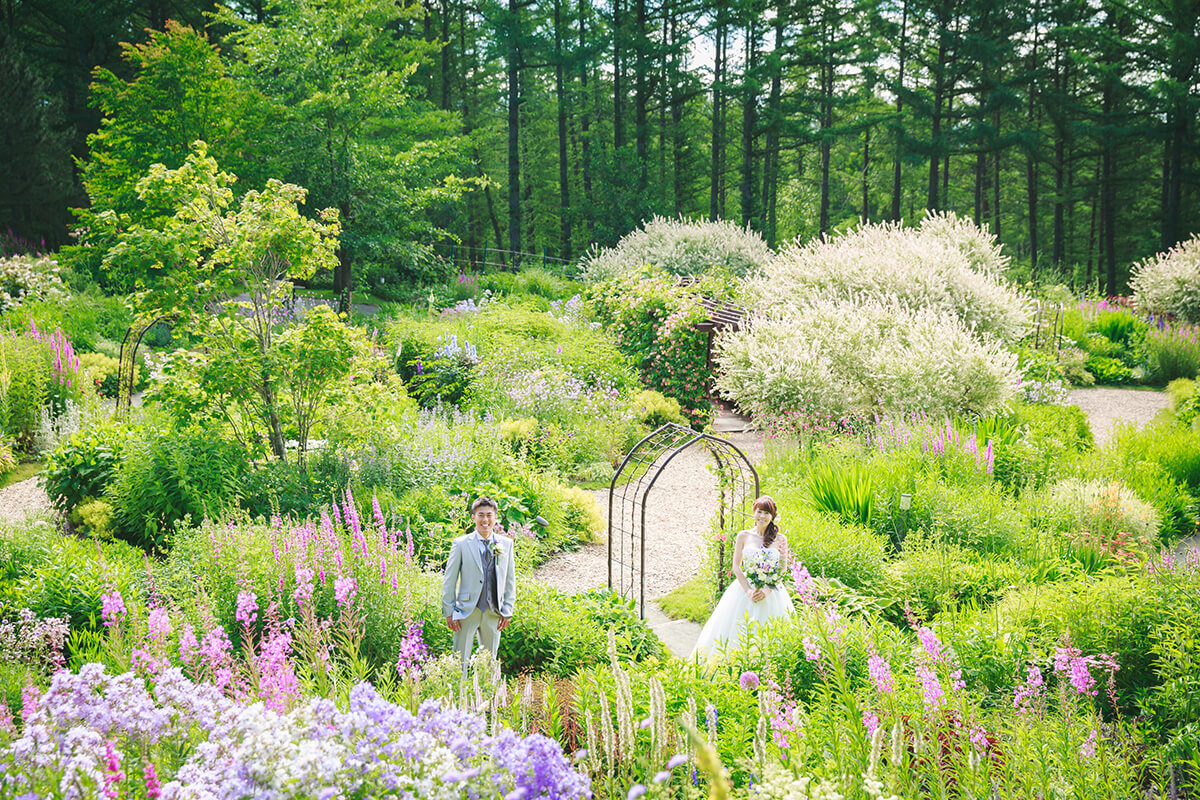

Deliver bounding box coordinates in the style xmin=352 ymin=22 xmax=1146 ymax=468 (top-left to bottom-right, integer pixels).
xmin=752 ymin=495 xmax=779 ymax=548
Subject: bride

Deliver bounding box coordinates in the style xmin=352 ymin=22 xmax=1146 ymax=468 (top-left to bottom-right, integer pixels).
xmin=691 ymin=495 xmax=795 ymax=661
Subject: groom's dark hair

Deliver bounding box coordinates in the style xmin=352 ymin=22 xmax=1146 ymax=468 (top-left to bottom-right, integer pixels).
xmin=471 ymin=496 xmax=499 ymax=513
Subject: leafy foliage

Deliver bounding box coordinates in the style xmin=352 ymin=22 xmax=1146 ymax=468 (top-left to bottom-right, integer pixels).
xmin=581 ymin=215 xmax=772 ymax=282
xmin=748 ymin=212 xmax=1030 ymax=341
xmin=715 ymin=298 xmax=1019 ymax=420
xmin=1131 ymin=234 xmax=1200 ymax=323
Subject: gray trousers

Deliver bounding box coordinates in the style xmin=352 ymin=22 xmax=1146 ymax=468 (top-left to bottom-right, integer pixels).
xmin=453 ymin=606 xmax=501 ymax=675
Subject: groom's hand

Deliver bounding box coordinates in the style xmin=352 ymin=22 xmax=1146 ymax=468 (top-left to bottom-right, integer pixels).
xmin=445 ymin=616 xmax=461 ymax=632
xmin=498 ymin=616 xmax=511 ymax=631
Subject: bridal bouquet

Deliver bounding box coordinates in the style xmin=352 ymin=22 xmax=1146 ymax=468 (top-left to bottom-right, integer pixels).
xmin=743 ymin=549 xmax=786 ymax=589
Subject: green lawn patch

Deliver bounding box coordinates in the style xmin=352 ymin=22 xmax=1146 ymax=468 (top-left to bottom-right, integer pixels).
xmin=0 ymin=461 xmax=43 ymax=492
xmin=658 ymin=575 xmax=711 ymax=624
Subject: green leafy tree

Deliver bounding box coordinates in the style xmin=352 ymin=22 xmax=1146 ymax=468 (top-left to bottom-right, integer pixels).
xmin=69 ymin=22 xmax=274 ymax=290
xmin=215 ymin=0 xmax=474 ymax=298
xmin=106 ymin=140 xmax=342 ymax=460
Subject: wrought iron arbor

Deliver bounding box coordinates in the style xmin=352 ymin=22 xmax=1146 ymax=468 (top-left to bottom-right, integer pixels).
xmin=607 ymin=423 xmax=759 ymax=618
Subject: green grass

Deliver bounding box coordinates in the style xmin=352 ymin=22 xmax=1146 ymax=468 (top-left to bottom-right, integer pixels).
xmin=657 ymin=575 xmax=711 ymax=623
xmin=0 ymin=461 xmax=43 ymax=491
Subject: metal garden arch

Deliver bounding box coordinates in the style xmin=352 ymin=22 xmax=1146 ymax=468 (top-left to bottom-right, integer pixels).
xmin=607 ymin=423 xmax=759 ymax=618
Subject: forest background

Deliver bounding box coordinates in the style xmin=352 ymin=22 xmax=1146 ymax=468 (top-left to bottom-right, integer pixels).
xmin=1 ymin=0 xmax=1198 ymax=296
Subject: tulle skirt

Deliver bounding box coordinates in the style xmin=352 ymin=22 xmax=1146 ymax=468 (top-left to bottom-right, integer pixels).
xmin=690 ymin=580 xmax=795 ymax=661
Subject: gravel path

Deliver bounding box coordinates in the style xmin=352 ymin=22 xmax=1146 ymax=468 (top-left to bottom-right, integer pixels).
xmin=1066 ymin=387 xmax=1169 ymax=447
xmin=0 ymin=477 xmax=53 ymax=526
xmin=534 ymin=431 xmax=764 ymax=602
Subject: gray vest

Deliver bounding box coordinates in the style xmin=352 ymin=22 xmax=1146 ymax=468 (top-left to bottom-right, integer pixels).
xmin=476 ymin=540 xmax=499 ymax=613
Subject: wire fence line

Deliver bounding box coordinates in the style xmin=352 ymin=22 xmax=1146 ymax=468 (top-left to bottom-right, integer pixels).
xmin=428 ymin=242 xmax=576 ymax=275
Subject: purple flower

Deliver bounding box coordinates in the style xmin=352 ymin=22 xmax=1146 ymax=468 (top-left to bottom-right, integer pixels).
xmin=653 ymin=771 xmax=671 ymax=784
xmin=917 ymin=626 xmax=945 ymax=663
xmin=627 ymin=784 xmax=647 ymax=800
xmin=666 ymin=753 xmax=688 ymax=769
xmin=396 ymin=622 xmax=429 ymax=679
xmin=334 ymin=576 xmax=358 ymax=608
xmin=739 ymin=671 xmax=760 ymax=690
xmin=235 ymin=591 xmax=258 ymax=627
xmin=803 ymin=635 xmax=821 ymax=662
xmin=101 ymin=591 xmax=126 ymax=627
xmin=867 ymin=653 xmax=894 ymax=693
xmin=147 ymin=607 xmax=171 ymax=642
xmin=916 ymin=663 xmax=944 ymax=710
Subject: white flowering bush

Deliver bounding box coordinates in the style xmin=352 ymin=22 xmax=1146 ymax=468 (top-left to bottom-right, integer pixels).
xmin=581 ymin=215 xmax=772 ymax=282
xmin=748 ymin=213 xmax=1030 ymax=341
xmin=1130 ymin=235 xmax=1200 ymax=323
xmin=0 ymin=253 xmax=65 ymax=312
xmin=714 ymin=299 xmax=1018 ymax=419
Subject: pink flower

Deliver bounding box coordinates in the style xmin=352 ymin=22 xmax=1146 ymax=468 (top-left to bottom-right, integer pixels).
xmin=803 ymin=635 xmax=822 ymax=662
xmin=147 ymin=607 xmax=171 ymax=642
xmin=1080 ymin=728 xmax=1098 ymax=758
xmin=334 ymin=576 xmax=358 ymax=608
xmin=235 ymin=592 xmax=258 ymax=627
xmin=739 ymin=671 xmax=760 ymax=690
xmin=867 ymin=653 xmax=894 ymax=693
xmin=100 ymin=591 xmax=126 ymax=627
xmin=916 ymin=663 xmax=944 ymax=710
xmin=917 ymin=626 xmax=945 ymax=663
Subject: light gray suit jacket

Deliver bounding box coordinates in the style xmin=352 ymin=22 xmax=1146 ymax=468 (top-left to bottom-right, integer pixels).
xmin=441 ymin=531 xmax=516 ymax=620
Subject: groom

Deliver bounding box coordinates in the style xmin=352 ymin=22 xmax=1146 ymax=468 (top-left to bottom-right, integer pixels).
xmin=441 ymin=496 xmax=516 ymax=675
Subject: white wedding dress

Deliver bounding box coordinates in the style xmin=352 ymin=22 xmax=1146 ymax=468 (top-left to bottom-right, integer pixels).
xmin=690 ymin=540 xmax=795 ymax=661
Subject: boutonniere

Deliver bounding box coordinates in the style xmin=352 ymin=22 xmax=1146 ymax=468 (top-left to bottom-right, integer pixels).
xmin=489 ymin=540 xmax=503 ymax=558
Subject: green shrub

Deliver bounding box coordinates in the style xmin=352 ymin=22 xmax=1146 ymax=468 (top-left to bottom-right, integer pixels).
xmin=478 ymin=268 xmax=579 ymax=300
xmin=1090 ymin=308 xmax=1147 ymax=348
xmin=238 ymin=450 xmax=349 ymax=520
xmin=1144 ymin=324 xmax=1200 ymax=384
xmin=1086 ymin=353 xmax=1136 ymax=384
xmin=0 ymin=520 xmax=145 ymax=633
xmin=2 ymin=289 xmax=132 ymax=353
xmin=776 ymin=504 xmax=890 ymax=590
xmin=630 ymin=389 xmax=687 ymax=428
xmin=1167 ymin=378 xmax=1200 ymax=427
xmin=41 ymin=421 xmax=128 ymax=512
xmin=806 ymin=458 xmax=874 ymax=526
xmin=73 ymin=498 xmax=115 ymax=539
xmin=78 ymin=352 xmax=141 ymax=398
xmin=0 ymin=436 xmax=15 ymax=478
xmin=885 ymin=538 xmax=1024 ymax=619
xmin=499 ymin=586 xmax=666 ymax=676
xmin=1041 ymin=478 xmax=1160 ymax=554
xmin=945 ymin=573 xmax=1171 ymax=712
xmin=106 ymin=426 xmax=247 ymax=550
xmin=589 ymin=267 xmax=720 ymax=428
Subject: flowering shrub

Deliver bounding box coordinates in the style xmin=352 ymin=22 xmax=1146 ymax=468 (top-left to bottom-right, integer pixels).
xmin=0 ymin=665 xmax=590 ymax=800
xmin=1 ymin=324 xmax=87 ymax=451
xmin=1130 ymin=234 xmax=1200 ymax=323
xmin=589 ymin=268 xmax=724 ymax=427
xmin=714 ymin=299 xmax=1018 ymax=421
xmin=580 ymin=215 xmax=772 ymax=282
xmin=1143 ymin=321 xmax=1200 ymax=383
xmin=0 ymin=253 xmax=65 ymax=312
xmin=747 ymin=213 xmax=1030 ymax=342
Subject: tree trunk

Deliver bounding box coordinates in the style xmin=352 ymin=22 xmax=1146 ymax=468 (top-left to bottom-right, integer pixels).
xmin=579 ymin=0 xmax=594 ymax=236
xmin=634 ymin=0 xmax=648 ymax=194
xmin=740 ymin=15 xmax=759 ymax=230
xmin=554 ymin=0 xmax=571 ymax=259
xmin=614 ymin=0 xmax=624 ymax=151
xmin=507 ymin=0 xmax=521 ymax=263
xmin=1026 ymin=9 xmax=1040 ymax=276
xmin=890 ymin=0 xmax=908 ymax=221
xmin=709 ymin=0 xmax=726 ymax=220
xmin=763 ymin=1 xmax=785 ymax=246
